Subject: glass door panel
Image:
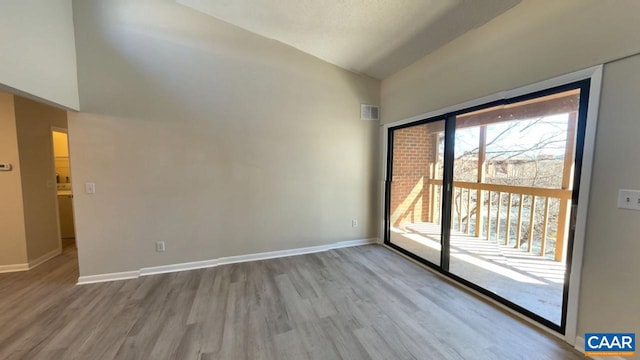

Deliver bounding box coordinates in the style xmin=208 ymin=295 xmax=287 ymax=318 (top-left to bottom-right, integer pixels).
xmin=448 ymin=89 xmax=582 ymax=326
xmin=388 ymin=120 xmax=445 ymax=266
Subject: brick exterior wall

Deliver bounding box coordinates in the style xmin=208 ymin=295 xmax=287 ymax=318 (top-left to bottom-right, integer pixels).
xmin=390 ymin=122 xmax=441 ymax=227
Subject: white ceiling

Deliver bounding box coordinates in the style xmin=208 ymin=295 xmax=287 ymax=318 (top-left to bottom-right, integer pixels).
xmin=177 ymin=0 xmax=521 ymax=80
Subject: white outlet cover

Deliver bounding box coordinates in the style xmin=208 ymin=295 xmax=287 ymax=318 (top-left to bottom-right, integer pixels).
xmin=617 ymin=189 xmax=640 ymax=210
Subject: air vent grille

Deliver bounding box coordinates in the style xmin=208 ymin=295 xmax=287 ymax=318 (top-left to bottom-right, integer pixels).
xmin=360 ymin=104 xmax=380 ymax=121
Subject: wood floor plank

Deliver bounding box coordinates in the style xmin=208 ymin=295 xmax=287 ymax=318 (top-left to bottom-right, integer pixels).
xmin=196 ymin=267 xmax=232 ymax=355
xmin=354 ymin=326 xmax=417 ymax=360
xmin=274 ymin=329 xmax=311 ymax=360
xmin=320 ymin=316 xmax=372 ymax=360
xmin=0 ymin=244 xmax=585 ymax=359
xmin=245 ymin=310 xmax=277 ymax=360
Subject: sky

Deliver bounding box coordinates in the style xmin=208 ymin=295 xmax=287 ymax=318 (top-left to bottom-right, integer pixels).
xmin=454 ymin=113 xmax=570 ymax=160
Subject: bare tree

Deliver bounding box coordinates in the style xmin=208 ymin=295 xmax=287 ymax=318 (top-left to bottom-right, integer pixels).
xmin=450 ymin=116 xmax=571 ymax=258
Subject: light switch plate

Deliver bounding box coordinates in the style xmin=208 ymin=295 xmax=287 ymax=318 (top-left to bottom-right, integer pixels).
xmin=85 ymin=182 xmax=96 ymax=194
xmin=156 ymin=241 xmax=165 ymax=252
xmin=617 ymin=189 xmax=640 ymax=210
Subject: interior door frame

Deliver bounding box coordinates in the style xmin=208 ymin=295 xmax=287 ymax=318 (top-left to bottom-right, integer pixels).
xmin=51 ymin=126 xmax=68 ymax=252
xmin=379 ymin=65 xmax=603 ymax=346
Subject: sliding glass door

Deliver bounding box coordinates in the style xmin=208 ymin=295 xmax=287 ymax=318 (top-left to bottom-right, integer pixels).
xmin=387 ymin=120 xmax=446 ymax=266
xmin=384 ymin=81 xmax=590 ymax=333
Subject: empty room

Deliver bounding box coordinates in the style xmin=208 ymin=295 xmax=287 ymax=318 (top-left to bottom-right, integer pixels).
xmin=1 ymin=0 xmax=639 ymax=359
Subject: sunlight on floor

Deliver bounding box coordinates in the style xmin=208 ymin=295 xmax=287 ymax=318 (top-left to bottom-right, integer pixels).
xmin=451 ymin=253 xmax=544 ymax=284
xmin=389 ymin=222 xmax=565 ymax=324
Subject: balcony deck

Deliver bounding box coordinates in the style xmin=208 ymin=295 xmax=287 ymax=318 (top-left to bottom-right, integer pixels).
xmin=390 ymin=221 xmax=565 ymax=324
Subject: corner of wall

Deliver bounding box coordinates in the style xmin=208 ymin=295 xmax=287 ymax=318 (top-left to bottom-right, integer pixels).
xmin=0 ymin=92 xmax=28 ymax=266
xmin=0 ymin=0 xmax=80 ymax=111
xmin=13 ymin=95 xmax=65 ymax=262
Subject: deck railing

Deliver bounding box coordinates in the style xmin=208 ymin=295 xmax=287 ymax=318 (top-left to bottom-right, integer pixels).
xmin=428 ymin=179 xmax=571 ymax=262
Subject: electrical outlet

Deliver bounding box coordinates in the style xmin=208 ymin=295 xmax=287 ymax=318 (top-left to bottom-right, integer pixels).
xmin=617 ymin=189 xmax=640 ymax=211
xmin=352 ymin=219 xmax=358 ymax=228
xmin=156 ymin=241 xmax=166 ymax=252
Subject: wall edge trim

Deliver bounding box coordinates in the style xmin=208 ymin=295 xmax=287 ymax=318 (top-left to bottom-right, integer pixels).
xmin=0 ymin=247 xmax=62 ymax=273
xmin=77 ymin=238 xmax=378 ymax=285
xmin=575 ymin=335 xmax=585 ymax=353
xmin=77 ymin=271 xmax=141 ymax=285
xmin=28 ymin=248 xmax=62 ymax=269
xmin=0 ymin=262 xmax=29 ymax=273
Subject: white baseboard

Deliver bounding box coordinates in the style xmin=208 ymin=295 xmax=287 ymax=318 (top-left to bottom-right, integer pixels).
xmin=0 ymin=247 xmax=62 ymax=273
xmin=77 ymin=271 xmax=140 ymax=285
xmin=0 ymin=262 xmax=29 ymax=273
xmin=575 ymin=336 xmax=585 ymax=354
xmin=29 ymin=248 xmax=62 ymax=269
xmin=78 ymin=238 xmax=378 ymax=285
xmin=575 ymin=336 xmax=626 ymax=360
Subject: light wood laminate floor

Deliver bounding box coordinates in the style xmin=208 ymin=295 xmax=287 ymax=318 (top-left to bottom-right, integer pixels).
xmin=391 ymin=222 xmax=565 ymax=324
xmin=0 ymin=243 xmax=584 ymax=359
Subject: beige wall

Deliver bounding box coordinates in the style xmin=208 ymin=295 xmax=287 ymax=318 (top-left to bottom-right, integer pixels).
xmin=380 ymin=0 xmax=640 ymax=344
xmin=53 ymin=132 xmax=70 ymax=158
xmin=381 ymin=0 xmax=640 ymax=125
xmin=578 ymin=54 xmax=640 ymax=338
xmin=14 ymin=97 xmax=68 ymax=262
xmin=53 ymin=132 xmax=72 ymax=183
xmin=0 ymin=93 xmax=28 ymax=267
xmin=70 ymin=0 xmax=380 ymax=276
xmin=0 ymin=0 xmax=79 ymax=110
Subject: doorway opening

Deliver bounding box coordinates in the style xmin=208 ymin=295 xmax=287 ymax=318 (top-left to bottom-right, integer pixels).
xmin=385 ymin=79 xmax=592 ymax=333
xmin=52 ymin=129 xmax=76 ymax=250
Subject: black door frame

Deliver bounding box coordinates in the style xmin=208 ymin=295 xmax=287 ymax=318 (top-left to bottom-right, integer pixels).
xmin=383 ymin=79 xmax=591 ymax=334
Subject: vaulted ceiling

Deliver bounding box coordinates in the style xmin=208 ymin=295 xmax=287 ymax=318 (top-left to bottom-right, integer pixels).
xmin=177 ymin=0 xmax=522 ymax=79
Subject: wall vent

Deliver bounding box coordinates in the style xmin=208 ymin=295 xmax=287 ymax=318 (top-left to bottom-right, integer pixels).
xmin=360 ymin=104 xmax=380 ymax=121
